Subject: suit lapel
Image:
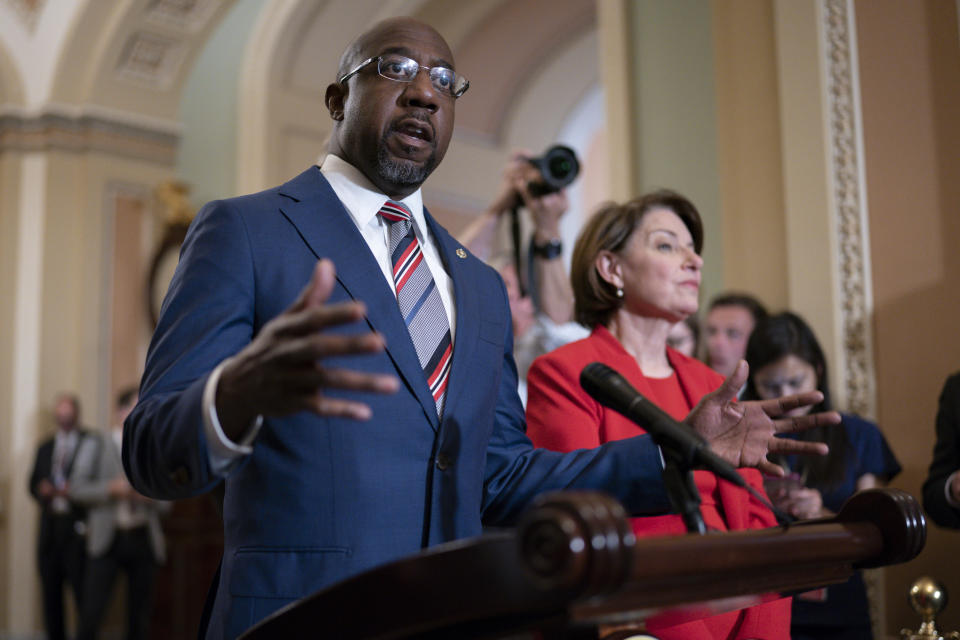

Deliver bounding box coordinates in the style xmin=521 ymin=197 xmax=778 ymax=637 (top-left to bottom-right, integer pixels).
xmin=63 ymin=431 xmax=86 ymax=478
xmin=277 ymin=169 xmax=440 ymax=431
xmin=426 ymin=215 xmax=476 ymax=421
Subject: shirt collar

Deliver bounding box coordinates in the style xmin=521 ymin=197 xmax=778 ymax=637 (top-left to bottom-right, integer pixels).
xmin=319 ymin=154 xmax=426 ymax=232
xmin=55 ymin=429 xmax=78 ymax=444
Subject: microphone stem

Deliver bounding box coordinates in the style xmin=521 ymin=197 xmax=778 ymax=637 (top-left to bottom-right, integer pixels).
xmin=661 ymin=449 xmax=707 ymax=535
xmin=509 ymin=205 xmax=525 ymax=298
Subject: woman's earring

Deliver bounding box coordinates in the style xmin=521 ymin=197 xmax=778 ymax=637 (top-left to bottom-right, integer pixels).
xmin=616 ymin=288 xmax=624 ymax=298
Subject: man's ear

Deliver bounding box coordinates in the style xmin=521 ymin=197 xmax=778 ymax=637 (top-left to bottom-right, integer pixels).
xmin=325 ymin=83 xmax=345 ymax=121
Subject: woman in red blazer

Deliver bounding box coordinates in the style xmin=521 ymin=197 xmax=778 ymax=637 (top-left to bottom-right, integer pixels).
xmin=526 ymin=190 xmax=789 ymax=640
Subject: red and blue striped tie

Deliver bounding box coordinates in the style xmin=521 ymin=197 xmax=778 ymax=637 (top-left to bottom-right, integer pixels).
xmin=379 ymin=200 xmax=452 ymax=417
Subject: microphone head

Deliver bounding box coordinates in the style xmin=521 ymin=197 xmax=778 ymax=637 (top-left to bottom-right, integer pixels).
xmin=580 ymin=362 xmax=638 ymax=413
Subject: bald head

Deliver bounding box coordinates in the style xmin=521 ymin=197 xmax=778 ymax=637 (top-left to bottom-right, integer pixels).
xmin=325 ymin=17 xmax=458 ymax=199
xmin=335 ymin=16 xmax=453 ymax=79
xmin=335 ymin=17 xmax=452 ymax=81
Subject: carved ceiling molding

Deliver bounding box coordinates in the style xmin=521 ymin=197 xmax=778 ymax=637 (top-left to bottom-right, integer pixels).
xmin=0 ymin=108 xmax=179 ymax=165
xmin=116 ymin=30 xmax=186 ymax=90
xmin=144 ymin=0 xmax=219 ymax=32
xmin=114 ymin=0 xmax=222 ymax=90
xmin=822 ymin=0 xmax=876 ymax=418
xmin=4 ymin=0 xmax=45 ymax=32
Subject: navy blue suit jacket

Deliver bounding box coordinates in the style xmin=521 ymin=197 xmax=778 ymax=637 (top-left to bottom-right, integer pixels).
xmin=123 ymin=167 xmax=669 ymax=639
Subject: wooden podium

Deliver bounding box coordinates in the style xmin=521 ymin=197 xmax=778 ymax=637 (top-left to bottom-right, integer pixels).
xmin=239 ymin=488 xmax=925 ymax=639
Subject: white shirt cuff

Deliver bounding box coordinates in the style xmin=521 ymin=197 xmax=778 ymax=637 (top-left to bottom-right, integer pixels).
xmin=945 ymin=470 xmax=960 ymax=508
xmin=203 ymin=360 xmax=263 ymax=475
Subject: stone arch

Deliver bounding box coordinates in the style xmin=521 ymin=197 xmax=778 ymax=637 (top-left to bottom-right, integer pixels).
xmin=47 ymin=0 xmax=238 ymax=122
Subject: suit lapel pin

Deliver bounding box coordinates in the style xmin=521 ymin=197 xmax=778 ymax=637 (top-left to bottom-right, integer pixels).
xmin=456 ymin=248 xmax=466 ymax=259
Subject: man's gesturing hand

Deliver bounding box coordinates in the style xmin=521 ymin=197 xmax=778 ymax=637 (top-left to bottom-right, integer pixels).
xmin=216 ymin=259 xmax=399 ymax=440
xmin=684 ymin=361 xmax=840 ymax=476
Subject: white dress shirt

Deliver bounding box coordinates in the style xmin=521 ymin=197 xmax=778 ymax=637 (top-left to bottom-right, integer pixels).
xmin=51 ymin=429 xmax=80 ymax=513
xmin=202 ymin=156 xmax=457 ymax=474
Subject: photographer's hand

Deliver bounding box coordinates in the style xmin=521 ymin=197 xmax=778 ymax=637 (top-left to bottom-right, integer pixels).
xmin=514 ymin=173 xmax=568 ymax=244
xmin=457 ymin=152 xmax=531 ymax=258
xmin=512 ymin=159 xmax=573 ymax=325
xmin=488 ymin=151 xmax=533 ymax=214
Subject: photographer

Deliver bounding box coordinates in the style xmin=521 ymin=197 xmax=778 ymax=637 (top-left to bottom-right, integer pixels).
xmin=459 ymin=149 xmax=587 ymax=403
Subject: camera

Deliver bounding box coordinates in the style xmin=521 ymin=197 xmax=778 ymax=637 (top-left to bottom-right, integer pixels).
xmin=525 ymin=145 xmax=580 ymax=197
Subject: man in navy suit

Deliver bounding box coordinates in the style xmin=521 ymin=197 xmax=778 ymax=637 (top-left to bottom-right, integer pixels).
xmin=123 ymin=17 xmax=836 ymax=639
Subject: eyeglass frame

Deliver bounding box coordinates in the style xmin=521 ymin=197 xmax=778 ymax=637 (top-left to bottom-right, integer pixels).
xmin=337 ymin=54 xmax=470 ymax=99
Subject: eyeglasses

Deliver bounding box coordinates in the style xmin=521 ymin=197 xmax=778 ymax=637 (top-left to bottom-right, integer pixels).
xmin=338 ymin=54 xmax=470 ymax=98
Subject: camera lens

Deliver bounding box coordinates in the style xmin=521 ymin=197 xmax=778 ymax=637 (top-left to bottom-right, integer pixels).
xmin=548 ymin=155 xmax=573 ymax=180
xmin=527 ymin=145 xmax=580 ymax=197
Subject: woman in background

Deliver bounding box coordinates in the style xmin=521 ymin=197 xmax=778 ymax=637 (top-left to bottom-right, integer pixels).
xmin=744 ymin=311 xmax=901 ymax=640
xmin=526 ymin=191 xmax=791 ymax=640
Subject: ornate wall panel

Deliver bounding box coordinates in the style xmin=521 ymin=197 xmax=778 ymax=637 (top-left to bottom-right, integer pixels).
xmin=823 ymin=0 xmax=875 ymax=418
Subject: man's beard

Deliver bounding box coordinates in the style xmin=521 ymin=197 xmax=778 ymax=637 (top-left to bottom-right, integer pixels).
xmin=376 ymin=133 xmax=437 ymax=188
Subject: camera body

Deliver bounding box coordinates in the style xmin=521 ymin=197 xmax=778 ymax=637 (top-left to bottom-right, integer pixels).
xmin=525 ymin=145 xmax=580 ymax=197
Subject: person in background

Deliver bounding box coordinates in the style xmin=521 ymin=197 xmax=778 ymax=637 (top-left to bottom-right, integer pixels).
xmin=667 ymin=315 xmax=699 ymax=359
xmin=495 ymin=259 xmax=586 ymax=405
xmin=459 ymin=151 xmax=588 ymax=404
xmin=460 ymin=149 xmax=577 ymax=324
xmin=526 ymin=191 xmax=836 ymax=640
xmin=743 ymin=311 xmax=901 ymax=640
xmin=29 ymin=392 xmax=91 ymax=640
xmin=923 ymin=371 xmax=960 ymax=528
xmin=705 ymin=292 xmax=767 ymax=379
xmin=71 ymin=387 xmax=169 ymax=640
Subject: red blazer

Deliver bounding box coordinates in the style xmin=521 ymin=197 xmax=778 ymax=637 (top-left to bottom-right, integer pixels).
xmin=526 ymin=326 xmax=790 ymax=640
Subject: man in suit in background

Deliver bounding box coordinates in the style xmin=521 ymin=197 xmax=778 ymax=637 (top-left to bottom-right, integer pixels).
xmin=705 ymin=292 xmax=768 ymax=379
xmin=29 ymin=392 xmax=90 ymax=640
xmin=71 ymin=387 xmax=168 ymax=640
xmin=923 ymin=372 xmax=960 ymax=528
xmin=123 ymin=17 xmax=836 ymax=639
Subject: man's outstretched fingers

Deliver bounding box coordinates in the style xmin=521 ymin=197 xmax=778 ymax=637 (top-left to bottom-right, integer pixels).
xmin=270 ymin=301 xmax=368 ymax=339
xmin=758 ymin=459 xmax=786 ymax=478
xmin=774 ymin=410 xmax=842 ymax=435
xmin=312 ymin=366 xmax=400 ymax=395
xmin=304 ymin=258 xmax=337 ymax=308
xmin=288 ymin=259 xmax=338 ymax=313
xmin=769 ymin=390 xmax=824 ymax=416
xmin=715 ymin=360 xmax=749 ymax=404
xmin=310 ymin=395 xmax=375 ymax=420
xmin=768 ymin=437 xmax=830 ymax=457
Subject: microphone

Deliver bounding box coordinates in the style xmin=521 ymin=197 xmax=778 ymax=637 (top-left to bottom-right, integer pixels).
xmin=580 ymin=362 xmax=747 ymax=489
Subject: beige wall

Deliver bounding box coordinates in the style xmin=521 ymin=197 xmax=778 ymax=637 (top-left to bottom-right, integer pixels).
xmin=855 ymin=0 xmax=960 ymax=634
xmin=712 ymin=0 xmax=788 ymax=311
xmin=630 ymin=0 xmax=725 ymax=303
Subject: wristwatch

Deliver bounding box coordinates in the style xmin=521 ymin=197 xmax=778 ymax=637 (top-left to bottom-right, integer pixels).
xmin=531 ymin=237 xmax=563 ymax=260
